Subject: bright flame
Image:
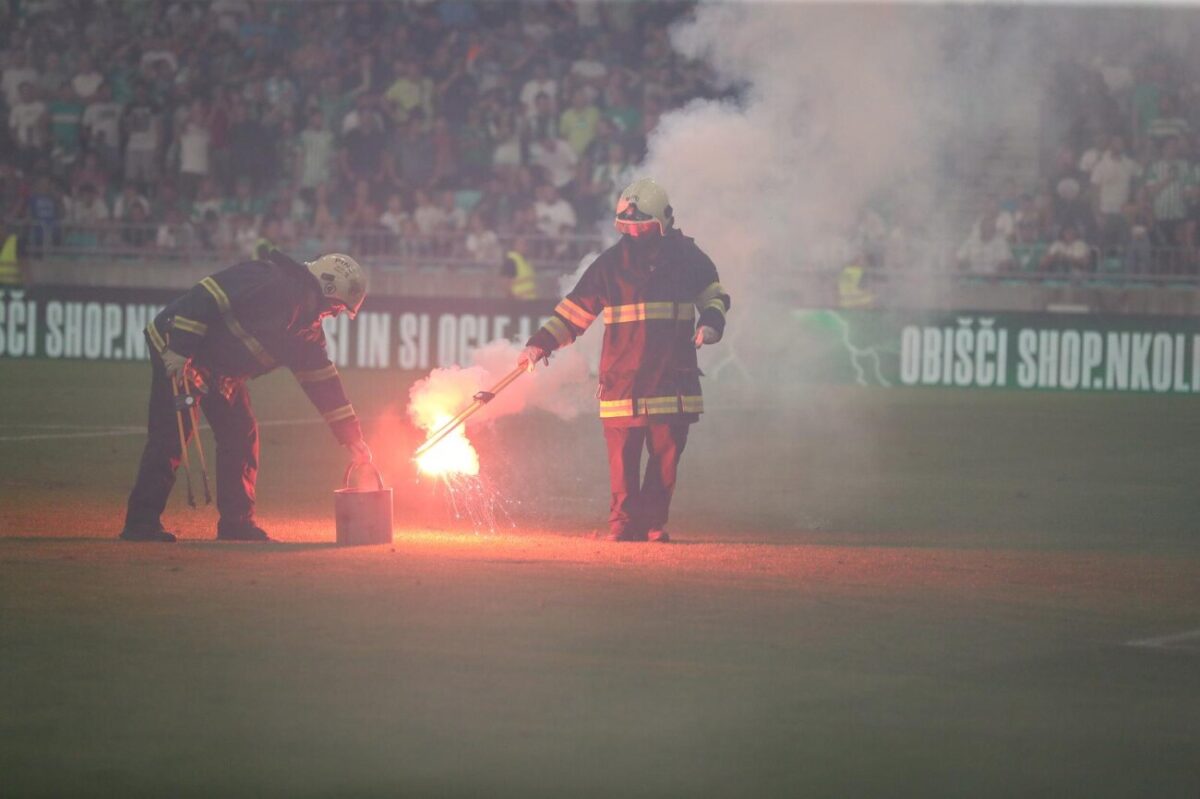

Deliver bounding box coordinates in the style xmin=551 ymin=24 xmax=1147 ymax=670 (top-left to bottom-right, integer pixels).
xmin=414 ymin=414 xmax=480 ymax=477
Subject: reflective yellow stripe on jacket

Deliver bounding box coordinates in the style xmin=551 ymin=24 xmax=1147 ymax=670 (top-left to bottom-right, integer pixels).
xmin=695 ymin=281 xmax=727 ymax=316
xmin=602 ymin=303 xmax=695 ymax=324
xmin=199 ymin=277 xmax=276 ymax=369
xmin=172 ymin=316 xmax=208 ymax=336
xmin=555 ymin=297 xmax=596 ymax=328
xmin=598 ymin=395 xmax=704 ymax=418
xmin=294 ymin=364 xmax=339 ymax=384
xmin=145 ymin=321 xmax=167 ymax=353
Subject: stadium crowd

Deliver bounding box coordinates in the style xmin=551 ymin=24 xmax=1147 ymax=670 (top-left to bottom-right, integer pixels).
xmin=3 ymin=1 xmax=1200 ymax=280
xmin=0 ymin=0 xmax=723 ymax=266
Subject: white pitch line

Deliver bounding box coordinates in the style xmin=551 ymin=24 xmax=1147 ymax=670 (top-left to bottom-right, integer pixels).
xmin=1125 ymin=627 xmax=1200 ymax=650
xmin=0 ymin=418 xmax=325 ymax=442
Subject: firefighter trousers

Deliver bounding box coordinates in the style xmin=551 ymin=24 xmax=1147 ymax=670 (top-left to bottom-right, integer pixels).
xmin=124 ymin=345 xmax=259 ymax=529
xmin=604 ymin=423 xmax=689 ymax=536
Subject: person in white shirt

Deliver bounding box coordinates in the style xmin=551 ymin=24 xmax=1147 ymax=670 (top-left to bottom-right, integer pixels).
xmin=956 ymin=211 xmax=1014 ymax=275
xmin=9 ymin=81 xmax=47 ymax=154
xmin=1039 ymin=224 xmax=1093 ymax=273
xmin=529 ymin=132 xmax=578 ymax=190
xmin=1090 ymin=135 xmax=1142 ymax=250
xmin=533 ymin=182 xmax=578 ymax=237
xmin=68 ymin=183 xmax=110 ymax=224
xmin=82 ymin=84 xmax=122 ymax=168
xmin=519 ymin=61 xmax=558 ymax=121
xmin=1 ymin=51 xmax=38 ymax=108
xmin=70 ymin=53 xmax=104 ymax=101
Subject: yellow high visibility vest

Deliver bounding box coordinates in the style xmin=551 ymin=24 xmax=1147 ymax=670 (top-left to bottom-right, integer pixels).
xmin=0 ymin=233 xmax=19 ymax=285
xmin=507 ymin=250 xmax=537 ymax=300
xmin=838 ymin=264 xmax=873 ymax=308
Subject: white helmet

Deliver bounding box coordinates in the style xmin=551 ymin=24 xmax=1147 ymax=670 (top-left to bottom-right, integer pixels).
xmin=614 ymin=177 xmax=673 ymax=238
xmin=306 ymin=253 xmax=367 ymax=319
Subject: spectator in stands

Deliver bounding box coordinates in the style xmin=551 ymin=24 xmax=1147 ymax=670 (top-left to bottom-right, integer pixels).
xmin=533 ymin=182 xmax=577 ymax=237
xmin=340 ymin=105 xmax=387 ymax=186
xmin=2 ymin=50 xmax=38 ymax=110
xmin=1055 ymin=177 xmax=1096 ymax=242
xmin=413 ymin=189 xmax=447 ymax=235
xmin=121 ymin=197 xmax=154 ymax=249
xmin=191 ymin=178 xmax=223 ymax=223
xmin=67 ymin=182 xmax=110 ymax=225
xmin=956 ymin=209 xmax=1014 ymax=275
xmin=465 ymin=210 xmax=502 ymax=263
xmin=520 ymin=61 xmax=558 ymax=122
xmin=296 ymin=110 xmax=335 ymax=196
xmin=1089 ymin=135 xmax=1142 ymax=251
xmin=70 ymin=53 xmax=104 ymax=102
xmin=122 ymin=83 xmax=161 ymax=190
xmin=529 ymin=130 xmax=577 ymax=190
xmin=1146 ymin=93 xmax=1190 ymax=145
xmin=385 ymin=60 xmax=434 ymax=124
xmin=398 ymin=112 xmax=436 ymax=189
xmin=1039 ymin=223 xmax=1092 ymax=273
xmin=9 ymin=82 xmax=47 ymax=167
xmin=81 ymin=84 xmax=122 ymax=175
xmin=524 ymin=91 xmax=559 ymax=142
xmin=113 ymin=183 xmax=151 ymax=223
xmin=380 ymin=193 xmax=411 ymax=236
xmin=570 ymin=41 xmax=609 ymax=97
xmin=560 ymin=87 xmax=601 ymax=159
xmin=602 ymin=75 xmax=641 ymax=137
xmin=176 ymin=99 xmax=213 ymax=199
xmin=1144 ymin=135 xmax=1192 ymax=270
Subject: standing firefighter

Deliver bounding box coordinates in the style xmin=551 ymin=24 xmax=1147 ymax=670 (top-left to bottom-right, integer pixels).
xmin=120 ymin=250 xmax=373 ymax=542
xmin=520 ymin=178 xmax=730 ymax=542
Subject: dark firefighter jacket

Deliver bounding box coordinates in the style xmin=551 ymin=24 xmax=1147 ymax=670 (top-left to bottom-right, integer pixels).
xmin=145 ymin=249 xmax=362 ymax=445
xmin=527 ymin=229 xmax=730 ymax=427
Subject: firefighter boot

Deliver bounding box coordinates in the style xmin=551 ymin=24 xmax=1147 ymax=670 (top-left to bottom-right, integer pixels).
xmin=119 ymin=522 xmax=178 ymax=542
xmin=216 ymin=519 xmax=273 ymax=542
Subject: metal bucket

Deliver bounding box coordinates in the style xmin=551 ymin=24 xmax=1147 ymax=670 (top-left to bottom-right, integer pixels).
xmin=334 ymin=463 xmax=393 ymax=546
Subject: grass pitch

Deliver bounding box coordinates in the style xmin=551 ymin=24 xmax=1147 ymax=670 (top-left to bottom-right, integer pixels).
xmin=2 ymin=359 xmax=1199 ymax=796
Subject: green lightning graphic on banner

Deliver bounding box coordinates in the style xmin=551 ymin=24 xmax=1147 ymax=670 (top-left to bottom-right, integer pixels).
xmin=795 ymin=309 xmax=1200 ymax=394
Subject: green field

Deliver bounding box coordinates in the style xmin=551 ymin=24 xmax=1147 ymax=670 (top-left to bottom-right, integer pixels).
xmin=2 ymin=359 xmax=1199 ymax=796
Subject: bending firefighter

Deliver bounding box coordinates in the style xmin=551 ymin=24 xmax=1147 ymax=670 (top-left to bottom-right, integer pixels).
xmin=120 ymin=250 xmax=373 ymax=542
xmin=520 ymin=178 xmax=730 ymax=542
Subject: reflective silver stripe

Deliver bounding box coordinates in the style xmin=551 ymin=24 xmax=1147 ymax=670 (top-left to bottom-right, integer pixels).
xmin=199 ymin=277 xmax=276 ymax=369
xmin=322 ymin=404 xmax=356 ymax=423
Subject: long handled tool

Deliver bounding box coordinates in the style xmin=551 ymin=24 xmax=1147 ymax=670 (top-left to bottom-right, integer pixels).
xmin=170 ymin=377 xmax=197 ymax=508
xmin=413 ymin=365 xmax=527 ymax=459
xmin=171 ymin=375 xmax=213 ymax=507
xmin=187 ymin=384 xmax=213 ymax=505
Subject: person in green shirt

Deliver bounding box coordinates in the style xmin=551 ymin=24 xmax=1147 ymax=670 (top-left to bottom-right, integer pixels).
xmin=48 ymin=85 xmax=84 ymax=163
xmin=559 ymin=88 xmax=600 ymax=159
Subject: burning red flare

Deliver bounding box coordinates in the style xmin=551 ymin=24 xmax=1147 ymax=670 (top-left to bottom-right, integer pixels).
xmin=414 ymin=413 xmax=480 ymax=477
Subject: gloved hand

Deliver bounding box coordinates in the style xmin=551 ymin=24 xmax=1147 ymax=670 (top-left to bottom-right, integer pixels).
xmin=694 ymin=326 xmax=718 ymax=349
xmin=160 ymin=349 xmax=189 ymax=379
xmin=518 ymin=344 xmax=548 ymax=372
xmin=348 ymin=439 xmax=373 ymax=464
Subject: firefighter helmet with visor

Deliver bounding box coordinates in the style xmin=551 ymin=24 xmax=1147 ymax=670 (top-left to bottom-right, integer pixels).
xmin=614 ymin=178 xmax=673 ymax=238
xmin=306 ymin=253 xmax=367 ymax=319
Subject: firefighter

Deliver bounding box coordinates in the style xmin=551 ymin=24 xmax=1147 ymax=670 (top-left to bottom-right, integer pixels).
xmin=519 ymin=178 xmax=730 ymax=542
xmin=120 ymin=250 xmax=374 ymax=542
